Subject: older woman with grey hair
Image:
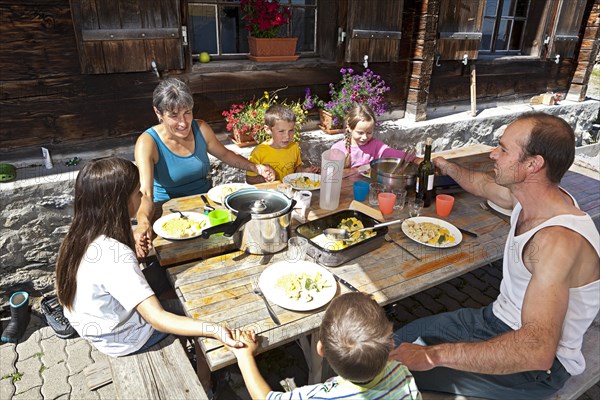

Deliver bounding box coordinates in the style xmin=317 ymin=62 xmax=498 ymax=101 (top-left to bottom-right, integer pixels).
xmin=134 ymin=78 xmax=275 ymax=258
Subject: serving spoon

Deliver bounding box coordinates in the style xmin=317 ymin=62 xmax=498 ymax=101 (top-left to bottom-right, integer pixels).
xmin=323 ymin=218 xmax=405 ymax=240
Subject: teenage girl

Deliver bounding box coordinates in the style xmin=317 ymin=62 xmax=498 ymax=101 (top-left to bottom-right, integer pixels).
xmin=55 ymin=157 xmax=241 ymax=359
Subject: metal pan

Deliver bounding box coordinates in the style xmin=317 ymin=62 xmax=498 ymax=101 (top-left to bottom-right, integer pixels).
xmin=295 ymin=210 xmax=387 ymax=267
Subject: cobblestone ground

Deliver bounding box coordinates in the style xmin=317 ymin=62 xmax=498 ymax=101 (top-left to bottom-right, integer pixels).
xmin=1 ymin=261 xmax=597 ymax=399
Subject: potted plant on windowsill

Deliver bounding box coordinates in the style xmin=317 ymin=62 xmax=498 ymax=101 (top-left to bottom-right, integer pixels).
xmin=304 ymin=68 xmax=391 ymax=134
xmin=223 ymin=88 xmax=308 ymax=147
xmin=241 ymin=0 xmax=299 ymax=62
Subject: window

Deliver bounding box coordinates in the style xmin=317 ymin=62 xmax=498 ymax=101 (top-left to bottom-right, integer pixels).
xmin=187 ymin=0 xmax=317 ymax=58
xmin=480 ymin=0 xmax=530 ymax=54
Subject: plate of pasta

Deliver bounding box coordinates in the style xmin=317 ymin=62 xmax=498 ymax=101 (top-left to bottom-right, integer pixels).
xmin=283 ymin=173 xmax=321 ymax=191
xmin=258 ymin=261 xmax=336 ymax=311
xmin=401 ymin=217 xmax=462 ymax=248
xmin=207 ymin=183 xmax=254 ymax=204
xmin=153 ymin=212 xmax=210 ymax=240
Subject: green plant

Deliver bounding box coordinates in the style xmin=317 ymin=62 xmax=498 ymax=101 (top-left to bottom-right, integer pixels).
xmin=2 ymin=372 xmax=23 ymax=382
xmin=222 ymin=88 xmax=308 ymax=144
xmin=241 ymin=0 xmax=291 ymax=38
xmin=304 ymin=68 xmax=391 ymax=127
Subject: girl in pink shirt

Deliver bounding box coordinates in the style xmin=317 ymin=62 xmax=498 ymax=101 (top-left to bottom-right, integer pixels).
xmin=331 ymin=104 xmax=419 ymax=168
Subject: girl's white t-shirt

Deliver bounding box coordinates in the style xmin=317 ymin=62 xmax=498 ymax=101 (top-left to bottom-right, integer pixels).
xmin=63 ymin=235 xmax=155 ymax=357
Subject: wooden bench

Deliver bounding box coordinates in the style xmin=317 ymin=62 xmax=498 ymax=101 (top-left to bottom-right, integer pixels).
xmin=422 ymin=313 xmax=600 ymax=400
xmin=85 ymin=335 xmax=208 ymax=400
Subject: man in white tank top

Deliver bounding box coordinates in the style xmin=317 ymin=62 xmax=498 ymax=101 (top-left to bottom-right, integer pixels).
xmin=391 ymin=112 xmax=600 ymax=399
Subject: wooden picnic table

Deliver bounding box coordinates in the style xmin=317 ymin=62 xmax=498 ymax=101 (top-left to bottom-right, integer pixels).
xmin=158 ymin=146 xmax=599 ymax=380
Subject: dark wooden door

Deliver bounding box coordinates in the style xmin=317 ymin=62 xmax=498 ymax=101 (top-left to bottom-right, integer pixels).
xmin=70 ymin=0 xmax=184 ymax=74
xmin=343 ymin=0 xmax=404 ymax=63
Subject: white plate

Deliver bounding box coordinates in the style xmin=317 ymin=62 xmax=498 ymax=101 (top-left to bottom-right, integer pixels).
xmin=283 ymin=172 xmax=321 ymax=191
xmin=153 ymin=212 xmax=210 ymax=240
xmin=258 ymin=261 xmax=337 ymax=311
xmin=207 ymin=183 xmax=254 ymax=204
xmin=487 ymin=200 xmax=513 ymax=217
xmin=358 ymin=165 xmax=371 ymax=179
xmin=401 ymin=217 xmax=462 ymax=248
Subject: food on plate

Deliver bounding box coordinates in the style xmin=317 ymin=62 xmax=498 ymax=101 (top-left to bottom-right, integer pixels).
xmin=310 ymin=217 xmax=376 ymax=250
xmin=276 ymin=272 xmax=331 ymax=303
xmin=289 ymin=175 xmax=320 ymax=189
xmin=404 ymin=220 xmax=455 ymax=245
xmin=161 ymin=217 xmax=206 ymax=238
xmin=220 ymin=185 xmax=240 ymax=200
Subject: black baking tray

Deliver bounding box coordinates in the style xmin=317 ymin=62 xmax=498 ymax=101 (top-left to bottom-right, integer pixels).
xmin=295 ymin=210 xmax=388 ymax=267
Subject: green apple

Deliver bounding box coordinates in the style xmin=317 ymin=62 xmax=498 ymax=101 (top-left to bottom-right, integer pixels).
xmin=199 ymin=52 xmax=211 ymax=63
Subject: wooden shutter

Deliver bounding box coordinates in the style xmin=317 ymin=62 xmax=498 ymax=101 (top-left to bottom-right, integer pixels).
xmin=548 ymin=0 xmax=587 ymax=59
xmin=70 ymin=0 xmax=184 ymax=74
xmin=437 ymin=0 xmax=484 ymax=60
xmin=344 ymin=0 xmax=404 ymax=63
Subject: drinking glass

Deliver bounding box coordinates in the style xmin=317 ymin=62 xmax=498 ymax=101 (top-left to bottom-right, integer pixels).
xmin=353 ymin=181 xmax=370 ymax=201
xmin=287 ymin=237 xmax=309 ymax=262
xmin=369 ymin=183 xmax=384 ymax=206
xmin=378 ymin=192 xmax=396 ymax=215
xmin=408 ymin=199 xmax=424 ymax=217
xmin=393 ymin=189 xmax=407 ymax=210
xmin=436 ymin=194 xmax=455 ymax=217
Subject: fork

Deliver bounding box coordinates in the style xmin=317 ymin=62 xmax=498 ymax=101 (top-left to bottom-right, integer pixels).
xmin=385 ymin=234 xmax=421 ymax=261
xmin=252 ymin=278 xmax=281 ymax=325
xmin=169 ymin=208 xmax=188 ymax=219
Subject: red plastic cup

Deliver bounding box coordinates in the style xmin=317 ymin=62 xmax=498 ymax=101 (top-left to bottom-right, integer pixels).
xmin=436 ymin=194 xmax=455 ymax=217
xmin=378 ymin=192 xmax=396 ymax=215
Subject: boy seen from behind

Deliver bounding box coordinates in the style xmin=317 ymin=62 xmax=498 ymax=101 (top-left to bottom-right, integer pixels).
xmin=246 ymin=104 xmax=319 ymax=184
xmin=231 ymin=292 xmax=421 ymax=399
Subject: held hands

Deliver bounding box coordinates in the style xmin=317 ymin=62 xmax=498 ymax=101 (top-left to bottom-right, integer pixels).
xmin=133 ymin=225 xmax=153 ymax=259
xmin=229 ymin=329 xmax=259 ymax=358
xmin=256 ymin=164 xmax=276 ymax=182
xmin=389 ymin=342 xmax=437 ymax=371
xmin=214 ymin=325 xmax=245 ymax=348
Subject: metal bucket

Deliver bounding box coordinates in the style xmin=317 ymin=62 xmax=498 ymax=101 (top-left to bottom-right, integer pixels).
xmin=370 ymin=158 xmax=417 ymax=190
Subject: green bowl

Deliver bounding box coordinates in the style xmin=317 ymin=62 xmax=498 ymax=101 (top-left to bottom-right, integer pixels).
xmin=0 ymin=163 xmax=16 ymax=182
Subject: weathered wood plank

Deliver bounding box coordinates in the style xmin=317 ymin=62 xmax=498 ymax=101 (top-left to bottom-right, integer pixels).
xmin=108 ymin=335 xmax=208 ymax=400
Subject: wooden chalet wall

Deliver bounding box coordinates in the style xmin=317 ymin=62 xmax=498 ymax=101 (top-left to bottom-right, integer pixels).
xmin=423 ymin=0 xmax=597 ymax=118
xmin=0 ymin=0 xmax=595 ymax=150
xmin=0 ymin=0 xmax=159 ymax=150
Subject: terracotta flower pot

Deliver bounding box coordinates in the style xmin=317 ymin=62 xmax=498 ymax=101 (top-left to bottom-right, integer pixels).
xmin=229 ymin=127 xmax=257 ymax=148
xmin=248 ymin=37 xmax=299 ymax=62
xmin=318 ymin=109 xmax=345 ymax=135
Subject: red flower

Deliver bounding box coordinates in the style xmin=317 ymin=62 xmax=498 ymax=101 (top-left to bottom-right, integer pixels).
xmin=241 ymin=0 xmax=291 ymax=38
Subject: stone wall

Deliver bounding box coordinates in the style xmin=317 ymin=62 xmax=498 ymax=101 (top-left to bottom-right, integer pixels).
xmin=1 ymin=100 xmax=598 ymax=304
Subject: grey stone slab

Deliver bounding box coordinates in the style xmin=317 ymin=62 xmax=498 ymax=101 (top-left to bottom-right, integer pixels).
xmin=15 ymin=328 xmax=43 ymax=361
xmin=40 ymin=361 xmax=70 ymax=399
xmin=0 ymin=377 xmax=16 ymax=400
xmin=13 ymin=386 xmax=42 ymax=400
xmin=68 ymin=371 xmax=99 ymax=400
xmin=0 ymin=343 xmax=17 ymax=376
xmin=13 ymin=355 xmax=43 ymax=396
xmin=96 ymin=381 xmax=116 ymax=400
xmin=65 ymin=338 xmax=94 ymax=375
xmin=40 ymin=329 xmax=67 ymax=366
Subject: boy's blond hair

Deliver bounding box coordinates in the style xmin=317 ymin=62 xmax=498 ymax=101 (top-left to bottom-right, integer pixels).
xmin=264 ymin=104 xmax=296 ymax=128
xmin=319 ymin=292 xmax=393 ymax=383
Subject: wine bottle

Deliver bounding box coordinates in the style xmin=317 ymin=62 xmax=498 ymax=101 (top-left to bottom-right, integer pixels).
xmin=416 ymin=137 xmax=435 ymax=207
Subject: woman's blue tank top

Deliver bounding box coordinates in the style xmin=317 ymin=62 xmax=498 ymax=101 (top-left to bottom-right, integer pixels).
xmin=145 ymin=120 xmax=211 ymax=201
